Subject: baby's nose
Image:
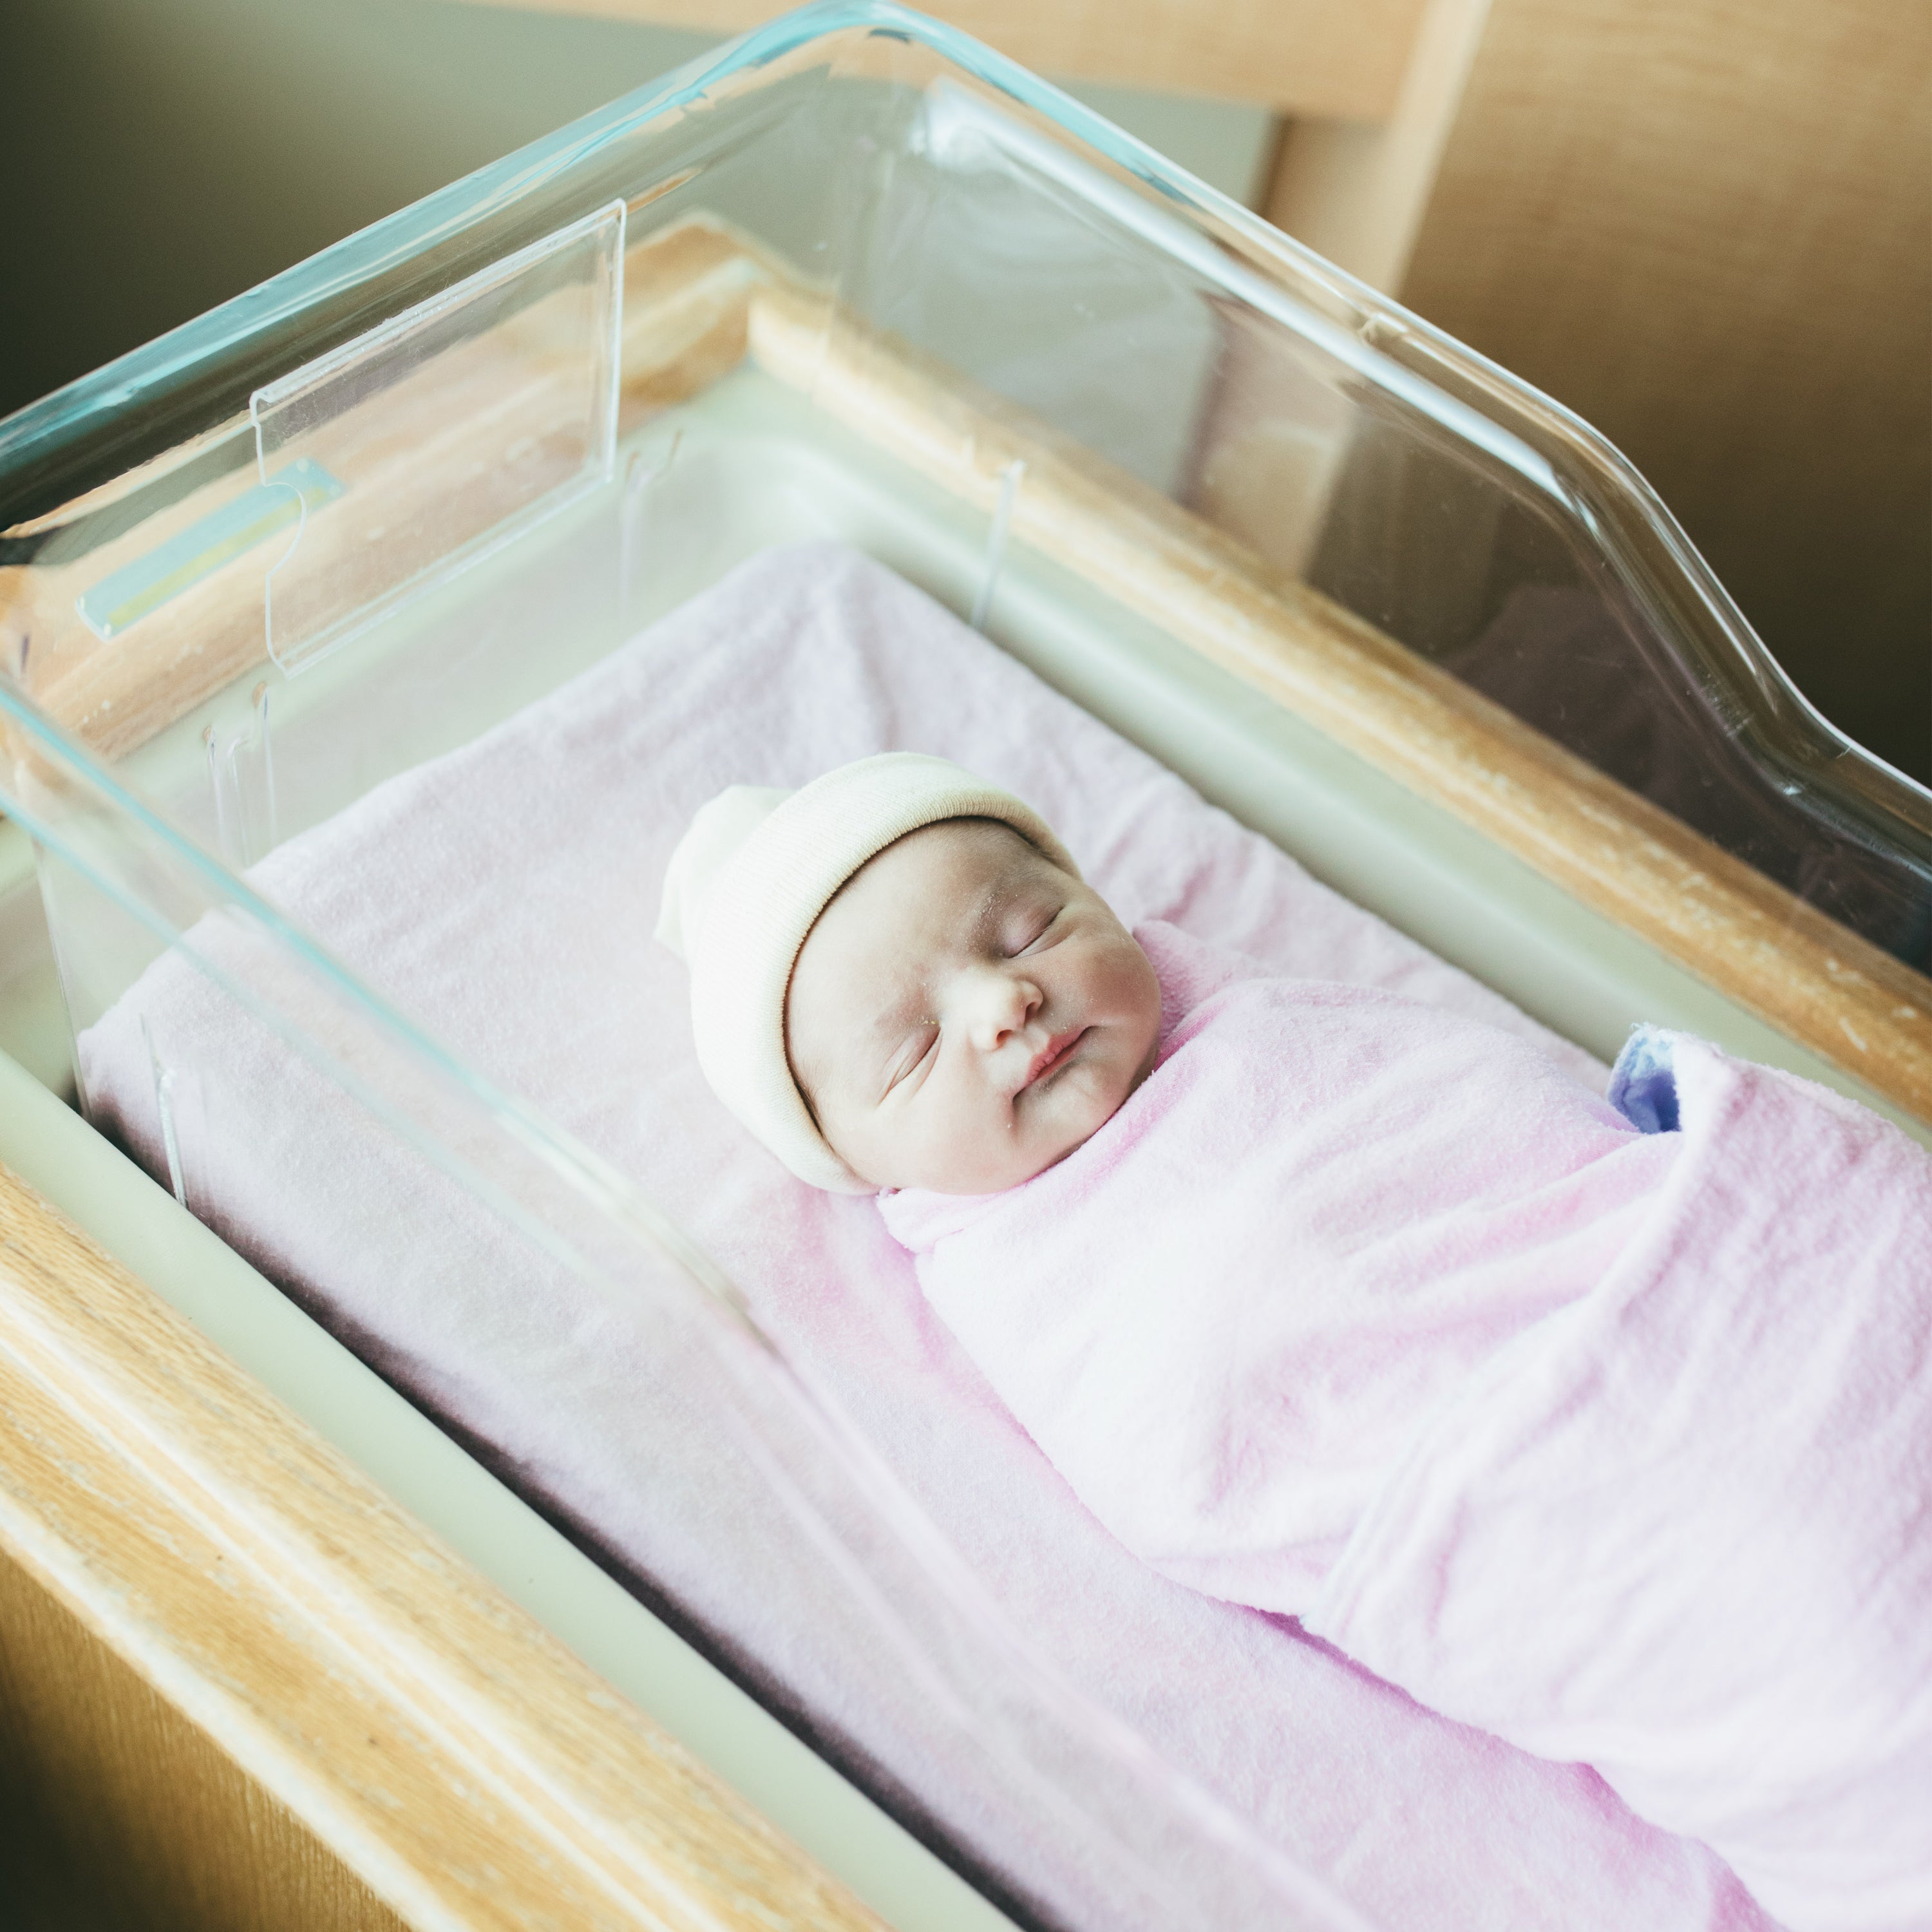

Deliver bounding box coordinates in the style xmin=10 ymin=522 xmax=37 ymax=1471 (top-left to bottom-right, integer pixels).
xmin=963 ymin=967 xmax=1041 ymax=1052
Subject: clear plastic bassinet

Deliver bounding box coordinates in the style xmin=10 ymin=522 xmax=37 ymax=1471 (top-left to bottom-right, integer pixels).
xmin=2 ymin=5 xmax=1929 ymax=1927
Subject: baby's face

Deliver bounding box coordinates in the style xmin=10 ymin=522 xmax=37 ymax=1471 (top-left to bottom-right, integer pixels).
xmin=786 ymin=819 xmax=1162 ymax=1195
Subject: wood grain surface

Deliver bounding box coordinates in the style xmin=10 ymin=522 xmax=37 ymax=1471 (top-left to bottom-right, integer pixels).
xmin=1397 ymin=0 xmax=1932 ymax=783
xmin=448 ymin=0 xmax=1428 ymax=118
xmin=0 ymin=1153 xmax=886 ymax=1931
xmin=746 ymin=284 xmax=1931 ymax=1124
xmin=0 ymin=1542 xmax=411 ymax=1932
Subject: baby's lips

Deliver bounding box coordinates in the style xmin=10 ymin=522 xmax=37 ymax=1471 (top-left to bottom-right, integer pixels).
xmin=1021 ymin=1025 xmax=1088 ymax=1090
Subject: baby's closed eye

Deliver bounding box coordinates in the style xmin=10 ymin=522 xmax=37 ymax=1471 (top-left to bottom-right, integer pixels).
xmin=1003 ymin=903 xmax=1063 ymax=956
xmin=884 ymin=1027 xmax=940 ymax=1094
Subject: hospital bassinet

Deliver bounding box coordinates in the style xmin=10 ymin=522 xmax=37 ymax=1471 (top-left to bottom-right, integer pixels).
xmin=1 ymin=4 xmax=1928 ymax=1926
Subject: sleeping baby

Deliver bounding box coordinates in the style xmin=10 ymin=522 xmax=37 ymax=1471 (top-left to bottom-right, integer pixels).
xmin=659 ymin=752 xmax=1932 ymax=1932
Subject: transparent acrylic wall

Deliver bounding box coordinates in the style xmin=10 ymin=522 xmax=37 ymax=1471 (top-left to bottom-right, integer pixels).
xmin=1 ymin=3 xmax=1929 ymax=1926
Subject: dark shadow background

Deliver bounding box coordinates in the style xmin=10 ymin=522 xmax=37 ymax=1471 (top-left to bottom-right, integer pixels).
xmin=0 ymin=0 xmax=718 ymax=415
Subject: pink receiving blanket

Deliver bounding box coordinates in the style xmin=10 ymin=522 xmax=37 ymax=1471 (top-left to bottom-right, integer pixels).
xmin=79 ymin=542 xmax=1795 ymax=1931
xmin=887 ymin=923 xmax=1932 ymax=1932
xmin=883 ymin=922 xmax=1682 ymax=1608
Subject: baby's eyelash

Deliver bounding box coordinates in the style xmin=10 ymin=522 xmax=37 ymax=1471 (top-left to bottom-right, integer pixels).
xmin=887 ymin=1028 xmax=939 ymax=1089
xmin=1007 ymin=906 xmax=1063 ymax=956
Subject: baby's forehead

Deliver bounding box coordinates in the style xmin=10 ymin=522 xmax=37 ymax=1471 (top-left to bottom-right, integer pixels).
xmin=882 ymin=818 xmax=1063 ymax=931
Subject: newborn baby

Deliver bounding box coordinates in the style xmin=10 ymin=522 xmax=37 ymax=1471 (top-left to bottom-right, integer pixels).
xmin=785 ymin=811 xmax=1164 ymax=1197
xmin=663 ymin=749 xmax=1689 ymax=1571
xmin=662 ymin=753 xmax=1932 ymax=1931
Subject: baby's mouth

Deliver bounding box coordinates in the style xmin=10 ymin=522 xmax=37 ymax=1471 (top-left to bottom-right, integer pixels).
xmin=1023 ymin=1026 xmax=1088 ymax=1090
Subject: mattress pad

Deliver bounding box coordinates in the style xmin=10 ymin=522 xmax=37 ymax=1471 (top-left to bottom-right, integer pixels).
xmin=80 ymin=544 xmax=1770 ymax=1932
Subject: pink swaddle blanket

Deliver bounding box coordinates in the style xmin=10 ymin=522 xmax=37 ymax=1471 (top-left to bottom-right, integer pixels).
xmin=882 ymin=921 xmax=1681 ymax=1607
xmin=886 ymin=922 xmax=1932 ymax=1932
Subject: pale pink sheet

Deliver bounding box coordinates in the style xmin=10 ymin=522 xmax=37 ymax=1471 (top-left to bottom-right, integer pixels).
xmin=80 ymin=542 xmax=1776 ymax=1931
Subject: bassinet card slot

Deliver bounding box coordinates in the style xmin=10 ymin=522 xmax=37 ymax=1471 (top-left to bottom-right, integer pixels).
xmin=248 ymin=202 xmax=628 ymax=678
xmin=3 ymin=216 xmax=769 ymax=768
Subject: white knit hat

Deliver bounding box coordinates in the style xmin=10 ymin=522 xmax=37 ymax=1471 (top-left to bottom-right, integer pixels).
xmin=656 ymin=753 xmax=1078 ymax=1192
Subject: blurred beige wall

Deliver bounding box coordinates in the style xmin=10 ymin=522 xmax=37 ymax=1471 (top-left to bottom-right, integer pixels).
xmin=1396 ymin=0 xmax=1931 ymax=785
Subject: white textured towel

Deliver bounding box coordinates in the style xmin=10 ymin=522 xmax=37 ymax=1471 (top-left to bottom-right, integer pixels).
xmin=80 ymin=544 xmax=1772 ymax=1932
